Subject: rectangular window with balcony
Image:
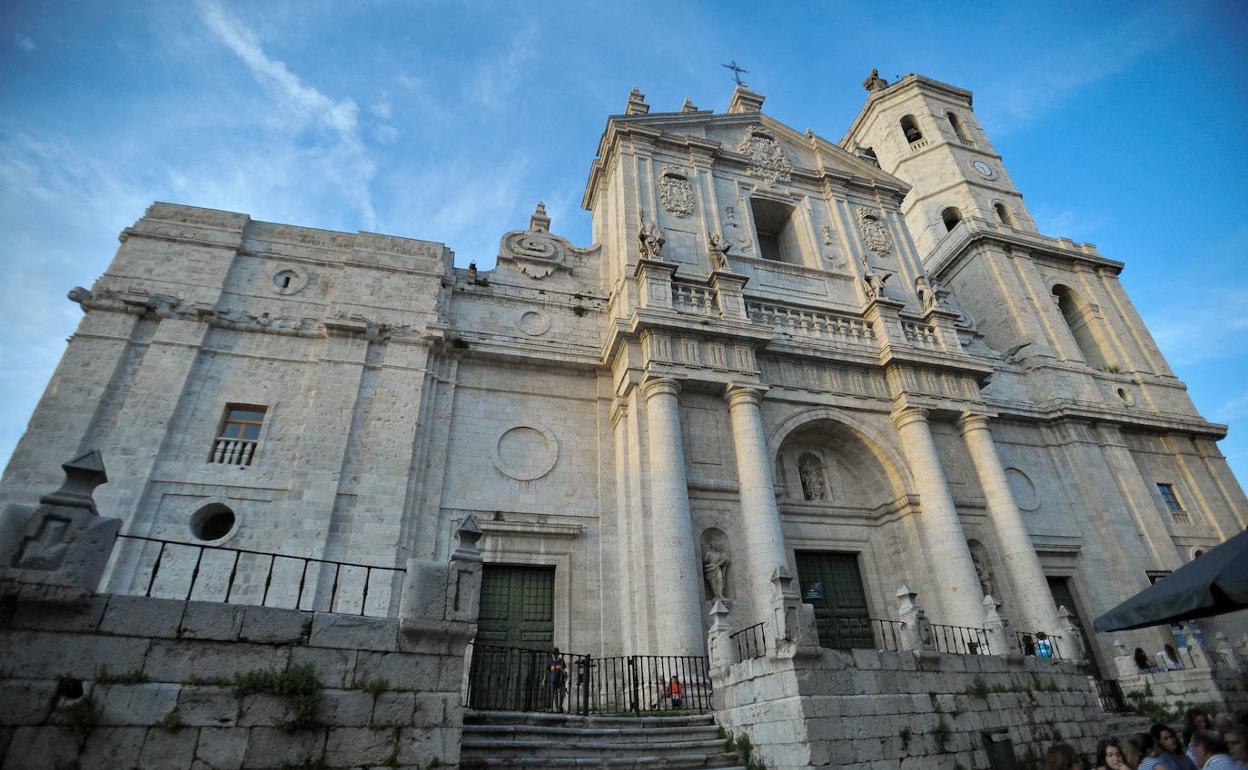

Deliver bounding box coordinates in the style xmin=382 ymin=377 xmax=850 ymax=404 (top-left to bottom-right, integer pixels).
xmin=211 ymin=405 xmax=266 ymax=467
xmin=1156 ymin=483 xmax=1190 ymax=524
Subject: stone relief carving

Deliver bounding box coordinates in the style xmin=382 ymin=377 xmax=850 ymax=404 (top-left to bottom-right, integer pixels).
xmin=701 ymin=528 xmax=731 ymax=602
xmin=497 ymin=202 xmax=578 ymax=279
xmin=493 ymin=425 xmax=558 ymax=481
xmin=638 ymin=218 xmax=666 ymax=259
xmin=707 ymin=233 xmax=732 ymax=272
xmin=819 ymin=224 xmax=844 ymax=266
xmin=968 ymin=540 xmax=994 ymax=599
xmin=1005 ymin=467 xmax=1040 ymax=511
xmin=659 ymin=166 xmax=695 ymax=218
xmin=723 ymin=203 xmax=753 ymax=255
xmin=856 ymin=207 xmax=894 ymax=256
xmin=516 ymin=310 xmax=551 ymax=336
xmin=861 ymin=265 xmax=890 ymax=301
xmin=797 ymin=452 xmax=828 ymax=501
xmin=737 ymin=126 xmax=792 ymax=186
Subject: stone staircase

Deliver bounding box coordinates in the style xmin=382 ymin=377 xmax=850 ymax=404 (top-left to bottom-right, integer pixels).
xmin=461 ymin=710 xmax=747 ymax=770
xmin=1104 ymin=712 xmax=1155 ymax=738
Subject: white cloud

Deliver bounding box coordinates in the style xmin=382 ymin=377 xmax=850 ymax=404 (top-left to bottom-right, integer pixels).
xmin=14 ymin=34 xmax=35 ymax=52
xmin=469 ymin=23 xmax=539 ymax=110
xmin=196 ymin=0 xmax=377 ymax=228
xmin=371 ymin=101 xmax=392 ymax=119
xmin=373 ymin=125 xmax=399 ymax=145
xmin=1213 ymin=391 xmax=1248 ymax=423
xmin=1146 ymin=288 xmax=1248 ymax=368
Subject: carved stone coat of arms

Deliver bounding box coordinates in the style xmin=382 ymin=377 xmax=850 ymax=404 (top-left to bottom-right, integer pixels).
xmin=659 ymin=167 xmax=695 ymax=218
xmin=856 ymin=207 xmax=894 ymax=256
xmin=737 ymin=127 xmax=792 ymax=186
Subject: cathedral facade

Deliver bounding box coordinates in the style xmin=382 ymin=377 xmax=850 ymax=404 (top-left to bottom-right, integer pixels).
xmin=4 ymin=72 xmax=1244 ymax=674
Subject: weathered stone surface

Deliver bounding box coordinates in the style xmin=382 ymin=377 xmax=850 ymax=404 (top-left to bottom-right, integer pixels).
xmin=179 ymin=601 xmax=244 ymax=641
xmin=319 ymin=689 xmax=374 ymax=727
xmin=236 ymin=693 xmax=292 ymax=727
xmin=0 ymin=630 xmax=147 ymax=679
xmin=144 ymin=639 xmax=287 ymax=682
xmin=241 ymin=727 xmax=325 ymax=769
xmin=96 ymin=682 xmax=181 ymax=725
xmin=353 ymin=651 xmax=439 ymax=691
xmin=1 ymin=726 xmax=80 ymax=770
xmin=372 ymin=690 xmax=415 ymax=725
xmin=0 ymin=681 xmax=57 ymax=726
xmin=8 ymin=593 xmax=108 ymax=632
xmin=239 ymin=606 xmax=311 ymax=644
xmin=324 ymin=726 xmax=396 ymax=766
xmin=140 ymin=727 xmax=198 ymax=768
xmin=289 ymin=646 xmax=357 ymax=688
xmin=78 ymin=726 xmax=146 ymax=770
xmin=310 ymin=614 xmax=398 ymax=652
xmin=395 ymin=726 xmax=450 ymax=766
xmin=177 ymin=685 xmax=238 ymax=727
xmin=99 ymin=595 xmax=185 ymax=638
xmin=193 ymin=726 xmax=248 ymax=770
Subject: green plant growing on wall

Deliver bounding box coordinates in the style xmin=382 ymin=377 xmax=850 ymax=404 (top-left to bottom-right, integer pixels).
xmin=361 ymin=678 xmax=389 ymax=698
xmin=964 ymin=676 xmax=991 ymax=700
xmin=900 ymin=726 xmax=912 ymax=753
xmin=94 ymin=665 xmax=148 ymax=685
xmin=157 ymin=709 xmax=185 ymax=731
xmin=234 ymin=664 xmax=324 ymax=731
xmin=933 ymin=717 xmax=952 ymax=753
xmin=62 ymin=695 xmax=98 ymax=739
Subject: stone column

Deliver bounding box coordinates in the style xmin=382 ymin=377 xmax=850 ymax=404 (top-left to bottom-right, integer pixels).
xmin=642 ymin=377 xmax=706 ymax=656
xmin=725 ymin=385 xmax=792 ymax=626
xmin=892 ymin=407 xmax=984 ymax=628
xmin=958 ymin=412 xmax=1062 ymax=635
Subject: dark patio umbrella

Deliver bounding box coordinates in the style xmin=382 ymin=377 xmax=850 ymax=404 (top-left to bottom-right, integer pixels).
xmin=1093 ymin=528 xmax=1248 ymax=632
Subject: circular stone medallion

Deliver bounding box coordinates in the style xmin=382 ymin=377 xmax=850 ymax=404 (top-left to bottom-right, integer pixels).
xmin=1005 ymin=467 xmax=1040 ymax=511
xmin=517 ymin=310 xmax=551 ymax=336
xmin=494 ymin=425 xmax=558 ymax=481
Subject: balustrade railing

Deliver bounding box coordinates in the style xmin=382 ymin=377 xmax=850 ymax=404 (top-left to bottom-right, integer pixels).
xmin=909 ymin=137 xmax=930 ymax=151
xmin=932 ymin=623 xmax=992 ymax=655
xmin=211 ymin=437 xmax=258 ymax=467
xmin=901 ymin=320 xmax=940 ymax=349
xmin=747 ymin=302 xmax=876 ymax=345
xmin=671 ymin=282 xmax=720 ymax=316
xmin=107 ymin=534 xmax=401 ymax=616
xmin=1015 ymin=631 xmax=1064 ymax=660
xmin=821 ymin=614 xmax=905 ymax=652
xmin=729 ymin=622 xmax=767 ymax=661
xmin=466 ymin=643 xmax=710 ymax=715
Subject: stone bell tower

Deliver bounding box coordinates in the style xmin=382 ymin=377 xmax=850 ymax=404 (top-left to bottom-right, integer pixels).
xmin=842 ymin=71 xmax=1038 ymax=259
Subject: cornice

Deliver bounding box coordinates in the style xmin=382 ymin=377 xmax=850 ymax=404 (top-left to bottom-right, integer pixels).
xmin=927 ymin=223 xmax=1124 ymax=280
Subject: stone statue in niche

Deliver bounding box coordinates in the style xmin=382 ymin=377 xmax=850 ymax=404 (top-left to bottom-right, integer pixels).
xmin=862 ymin=267 xmax=889 ymax=301
xmin=659 ymin=167 xmax=695 ymax=218
xmin=638 ymin=218 xmax=665 ymax=260
xmin=707 ymin=233 xmax=732 ymax=272
xmin=797 ymin=452 xmax=828 ymax=501
xmin=701 ymin=529 xmax=731 ymax=602
xmin=915 ymin=275 xmax=937 ymax=313
xmin=968 ymin=540 xmax=994 ymax=599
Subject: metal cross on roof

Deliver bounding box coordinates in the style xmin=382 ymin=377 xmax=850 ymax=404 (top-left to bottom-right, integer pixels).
xmin=721 ymin=60 xmax=749 ymax=86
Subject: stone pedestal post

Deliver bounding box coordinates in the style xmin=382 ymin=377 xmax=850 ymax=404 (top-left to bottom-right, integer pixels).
xmin=1112 ymin=640 xmax=1139 ymax=679
xmin=982 ymin=595 xmax=1012 ymax=657
xmin=958 ymin=412 xmax=1062 ymax=635
xmin=1180 ymin=624 xmax=1212 ymax=669
xmin=710 ymin=271 xmax=749 ymax=321
xmin=1057 ymin=605 xmax=1087 ymax=663
xmin=896 ymin=585 xmax=935 ymax=652
xmin=643 ymin=377 xmax=706 ymax=657
xmin=725 ymin=385 xmax=792 ymax=627
xmin=892 ymin=407 xmax=984 ymax=627
xmin=707 ymin=600 xmax=736 ymax=669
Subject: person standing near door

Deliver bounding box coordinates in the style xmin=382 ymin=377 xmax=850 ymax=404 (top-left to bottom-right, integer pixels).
xmin=547 ymin=649 xmax=568 ymax=713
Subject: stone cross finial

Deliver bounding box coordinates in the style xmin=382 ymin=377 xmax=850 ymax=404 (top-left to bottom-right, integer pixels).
xmin=529 ymin=201 xmax=551 ymax=232
xmin=625 ymin=87 xmax=649 ymax=115
xmin=38 ymin=450 xmax=108 ymax=513
xmin=452 ymin=514 xmax=482 ymax=562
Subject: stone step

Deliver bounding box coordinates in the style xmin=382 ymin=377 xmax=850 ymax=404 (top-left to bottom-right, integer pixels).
xmin=465 ymin=722 xmax=723 ymax=741
xmin=462 ymin=737 xmax=730 ymax=755
xmin=465 ymin=709 xmax=717 ymax=729
xmin=460 ymin=754 xmax=746 ymax=770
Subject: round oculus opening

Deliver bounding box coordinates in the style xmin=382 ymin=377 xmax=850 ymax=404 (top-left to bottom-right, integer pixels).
xmin=191 ymin=503 xmax=236 ymax=542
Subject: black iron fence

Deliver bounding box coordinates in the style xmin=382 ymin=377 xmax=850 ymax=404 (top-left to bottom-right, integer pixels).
xmin=822 ymin=614 xmax=906 ymax=652
xmin=466 ymin=643 xmax=710 ymax=715
xmin=730 ymin=622 xmax=767 ymax=661
xmin=931 ymin=623 xmax=992 ymax=655
xmin=1093 ymin=678 xmax=1128 ymax=713
xmin=1015 ymin=631 xmax=1064 ymax=660
xmin=107 ymin=534 xmax=403 ymax=616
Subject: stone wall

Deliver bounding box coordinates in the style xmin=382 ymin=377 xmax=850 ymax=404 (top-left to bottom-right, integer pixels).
xmin=0 ymin=593 xmax=472 ymax=770
xmin=1117 ymin=666 xmax=1248 ymax=716
xmin=713 ymin=648 xmax=1106 ymax=770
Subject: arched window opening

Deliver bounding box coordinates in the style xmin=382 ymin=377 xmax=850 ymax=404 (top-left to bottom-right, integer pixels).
xmin=994 ymin=202 xmax=1016 ymax=228
xmin=900 ymin=115 xmax=923 ymax=144
xmin=1053 ymin=284 xmax=1115 ymax=371
xmin=947 ymin=111 xmax=972 ymax=143
xmin=941 ymin=206 xmax=963 ymax=232
xmin=797 ymin=452 xmax=828 ymax=501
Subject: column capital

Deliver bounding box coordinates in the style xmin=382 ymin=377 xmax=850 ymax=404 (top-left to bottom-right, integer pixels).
xmin=641 ymin=376 xmax=681 ymax=401
xmin=725 ymin=383 xmax=767 ymax=409
xmin=956 ymin=411 xmax=993 ymax=435
xmin=891 ymin=406 xmax=929 ymax=430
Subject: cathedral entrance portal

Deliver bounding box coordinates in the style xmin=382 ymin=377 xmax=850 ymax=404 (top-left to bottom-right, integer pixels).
xmin=478 ymin=565 xmax=555 ymax=648
xmin=795 ymin=551 xmax=872 ymax=649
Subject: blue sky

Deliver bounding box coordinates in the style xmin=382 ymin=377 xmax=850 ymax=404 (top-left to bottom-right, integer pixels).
xmin=2 ymin=0 xmax=1247 ymax=486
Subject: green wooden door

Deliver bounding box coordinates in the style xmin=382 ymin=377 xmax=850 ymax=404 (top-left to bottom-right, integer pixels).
xmin=478 ymin=565 xmax=556 ymax=648
xmin=795 ymin=551 xmax=872 ymax=649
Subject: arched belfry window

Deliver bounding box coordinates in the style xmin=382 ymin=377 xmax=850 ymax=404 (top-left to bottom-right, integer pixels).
xmin=797 ymin=452 xmax=828 ymax=501
xmin=994 ymin=202 xmax=1016 ymax=228
xmin=900 ymin=115 xmax=923 ymax=144
xmin=947 ymin=112 xmax=972 ymax=143
xmin=941 ymin=206 xmax=963 ymax=232
xmin=1052 ymin=284 xmax=1115 ymax=370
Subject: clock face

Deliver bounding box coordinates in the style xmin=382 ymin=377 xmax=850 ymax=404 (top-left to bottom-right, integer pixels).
xmin=973 ymin=160 xmax=994 ymax=178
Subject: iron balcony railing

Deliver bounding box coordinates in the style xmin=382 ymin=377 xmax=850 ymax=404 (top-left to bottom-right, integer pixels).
xmin=729 ymin=622 xmax=767 ymax=661
xmin=821 ymin=614 xmax=906 ymax=652
xmin=466 ymin=643 xmax=710 ymax=716
xmin=107 ymin=533 xmax=403 ymax=616
xmin=931 ymin=623 xmax=993 ymax=656
xmin=1015 ymin=631 xmax=1064 ymax=660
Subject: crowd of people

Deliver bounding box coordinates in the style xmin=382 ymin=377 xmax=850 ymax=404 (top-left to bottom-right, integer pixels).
xmin=1045 ymin=709 xmax=1248 ymax=770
